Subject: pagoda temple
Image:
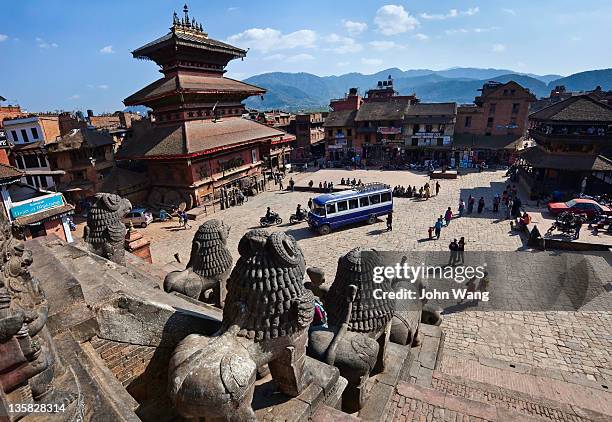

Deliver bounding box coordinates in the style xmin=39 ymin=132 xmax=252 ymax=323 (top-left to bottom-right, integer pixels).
xmin=119 ymin=5 xmax=294 ymax=209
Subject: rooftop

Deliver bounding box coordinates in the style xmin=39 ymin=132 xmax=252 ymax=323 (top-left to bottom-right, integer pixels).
xmin=124 ymin=73 xmax=265 ymax=106
xmin=0 ymin=163 xmax=23 ymax=183
xmin=323 ymin=110 xmax=357 ymax=128
xmin=355 ymin=98 xmax=412 ymax=122
xmin=118 ymin=117 xmax=292 ymax=159
xmin=529 ymin=95 xmax=612 ymax=123
xmin=46 ymin=129 xmax=115 ymax=152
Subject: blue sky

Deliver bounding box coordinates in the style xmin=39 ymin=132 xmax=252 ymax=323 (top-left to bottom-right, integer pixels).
xmin=1 ymin=0 xmax=611 ymax=113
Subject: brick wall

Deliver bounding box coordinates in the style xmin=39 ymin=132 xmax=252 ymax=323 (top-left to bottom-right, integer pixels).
xmin=90 ymin=336 xmax=157 ymax=387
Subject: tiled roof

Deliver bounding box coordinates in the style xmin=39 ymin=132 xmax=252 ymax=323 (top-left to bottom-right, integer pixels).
xmin=118 ymin=118 xmax=290 ymax=159
xmin=453 ymin=134 xmax=524 ymax=150
xmin=132 ymin=30 xmax=246 ymax=59
xmin=11 ymin=141 xmax=44 ymax=151
xmin=0 ymin=163 xmax=23 ymax=182
xmin=124 ymin=74 xmax=265 ymax=106
xmin=520 ymin=146 xmax=612 ymax=171
xmin=405 ymin=102 xmax=457 ymax=116
xmin=355 ymin=98 xmax=412 ymax=122
xmin=323 ymin=110 xmax=357 ymax=127
xmin=46 ymin=129 xmax=114 ymax=152
xmin=529 ymin=95 xmax=612 ymax=122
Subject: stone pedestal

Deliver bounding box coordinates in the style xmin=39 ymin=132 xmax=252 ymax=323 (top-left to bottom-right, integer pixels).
xmin=253 ymin=357 xmax=348 ymax=422
xmin=124 ymin=225 xmax=152 ymax=263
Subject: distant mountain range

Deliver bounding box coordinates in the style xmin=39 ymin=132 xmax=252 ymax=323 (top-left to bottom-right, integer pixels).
xmin=243 ymin=67 xmax=612 ymax=111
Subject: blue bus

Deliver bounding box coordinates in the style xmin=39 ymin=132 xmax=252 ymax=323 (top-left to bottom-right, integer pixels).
xmin=308 ymin=183 xmax=393 ymax=235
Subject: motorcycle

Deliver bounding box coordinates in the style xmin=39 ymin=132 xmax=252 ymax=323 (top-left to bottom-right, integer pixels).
xmin=289 ymin=208 xmax=308 ymax=224
xmin=260 ymin=213 xmax=283 ymax=227
xmin=546 ymin=211 xmax=587 ymax=238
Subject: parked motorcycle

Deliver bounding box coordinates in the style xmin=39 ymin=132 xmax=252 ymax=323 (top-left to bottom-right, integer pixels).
xmin=546 ymin=211 xmax=587 ymax=238
xmin=260 ymin=213 xmax=282 ymax=227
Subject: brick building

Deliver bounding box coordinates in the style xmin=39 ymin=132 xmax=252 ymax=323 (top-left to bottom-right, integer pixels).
xmin=402 ymin=102 xmax=457 ymax=164
xmin=45 ymin=128 xmax=116 ymax=204
xmin=454 ymin=81 xmax=536 ymax=166
xmin=324 ymin=88 xmax=362 ymax=162
xmin=517 ymin=95 xmax=612 ymax=197
xmin=293 ymin=112 xmax=326 ymax=161
xmin=118 ymin=6 xmax=294 ymax=210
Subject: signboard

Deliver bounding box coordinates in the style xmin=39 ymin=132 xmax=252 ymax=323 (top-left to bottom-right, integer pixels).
xmin=10 ymin=194 xmax=64 ymax=219
xmin=377 ymin=127 xmax=402 ymax=135
xmin=0 ymin=130 xmax=6 ymax=148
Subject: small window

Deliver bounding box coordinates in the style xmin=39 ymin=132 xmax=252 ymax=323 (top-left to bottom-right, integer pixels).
xmin=489 ymin=103 xmax=497 ymax=114
xmin=31 ymin=127 xmax=39 ymax=139
xmin=464 ymin=116 xmax=471 ymax=127
xmin=11 ymin=130 xmax=18 ymax=142
xmin=512 ymin=103 xmax=520 ymax=114
xmin=349 ymin=199 xmax=359 ymax=209
xmin=347 ymin=128 xmax=352 ymax=136
xmin=25 ymin=175 xmax=34 ymax=186
xmin=487 ymin=117 xmax=494 ymax=128
xmin=326 ymin=203 xmax=337 ymax=215
xmin=359 ymin=196 xmax=370 ymax=207
xmin=336 ymin=201 xmax=348 ymax=212
xmin=381 ymin=192 xmax=391 ymax=202
xmin=40 ymin=176 xmax=48 ymax=188
xmin=370 ymin=194 xmax=381 ymax=205
xmin=21 ymin=129 xmax=29 ymax=143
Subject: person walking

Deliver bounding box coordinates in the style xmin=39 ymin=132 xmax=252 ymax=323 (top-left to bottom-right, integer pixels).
xmin=477 ymin=197 xmax=485 ymax=214
xmin=467 ymin=195 xmax=475 ymax=214
xmin=308 ymin=198 xmax=313 ymax=209
xmin=289 ymin=177 xmax=295 ymax=192
xmin=448 ymin=239 xmax=458 ymax=266
xmin=435 ymin=181 xmax=441 ymax=196
xmin=424 ymin=183 xmax=431 ymax=199
xmin=574 ymin=218 xmax=583 ymax=239
xmin=386 ymin=212 xmax=393 ymax=231
xmin=506 ymin=198 xmax=514 ymax=220
xmin=319 ymin=181 xmax=323 ymax=191
xmin=493 ymin=194 xmax=500 ymax=213
xmin=458 ymin=199 xmax=465 ymax=217
xmin=444 ymin=207 xmax=453 ymax=226
xmin=434 ymin=218 xmax=443 ymax=239
xmin=457 ymin=237 xmax=465 ymax=264
xmin=308 ymin=180 xmax=314 ymax=189
xmin=279 ymin=178 xmax=284 ymax=191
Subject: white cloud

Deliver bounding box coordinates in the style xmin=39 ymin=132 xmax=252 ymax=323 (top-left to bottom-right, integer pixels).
xmin=414 ymin=33 xmax=429 ymax=40
xmin=492 ymin=43 xmax=506 ymax=53
xmin=369 ymin=40 xmax=402 ymax=51
xmin=68 ymin=94 xmax=80 ymax=100
xmin=361 ymin=58 xmax=383 ymax=66
xmin=445 ymin=27 xmax=498 ymax=35
xmin=0 ymin=34 xmax=8 ymax=42
xmin=326 ymin=34 xmax=362 ymax=54
xmin=227 ymin=28 xmax=317 ymax=53
xmin=263 ymin=53 xmax=315 ymax=63
xmin=502 ymin=8 xmax=516 ymax=16
xmin=420 ymin=7 xmax=479 ymax=20
xmin=98 ymin=84 xmax=109 ymax=90
xmin=375 ymin=5 xmax=419 ymax=35
xmin=36 ymin=37 xmax=58 ymax=48
xmin=342 ymin=20 xmax=367 ymax=36
xmin=99 ymin=45 xmax=114 ymax=54
xmin=227 ymin=7 xmax=238 ymax=12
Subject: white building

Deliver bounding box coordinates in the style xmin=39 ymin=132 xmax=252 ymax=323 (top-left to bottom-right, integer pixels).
xmin=3 ymin=115 xmax=64 ymax=189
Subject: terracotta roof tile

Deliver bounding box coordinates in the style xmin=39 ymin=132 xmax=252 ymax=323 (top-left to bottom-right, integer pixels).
xmin=529 ymin=95 xmax=612 ymax=122
xmin=324 ymin=110 xmax=357 ymax=127
xmin=0 ymin=163 xmax=23 ymax=182
xmin=520 ymin=146 xmax=612 ymax=171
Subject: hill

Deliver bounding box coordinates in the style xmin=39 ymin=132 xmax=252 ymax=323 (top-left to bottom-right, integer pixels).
xmin=548 ymin=69 xmax=612 ymax=91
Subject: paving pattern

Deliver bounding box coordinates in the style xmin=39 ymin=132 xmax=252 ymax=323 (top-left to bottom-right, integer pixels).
xmin=73 ymin=169 xmax=612 ymax=384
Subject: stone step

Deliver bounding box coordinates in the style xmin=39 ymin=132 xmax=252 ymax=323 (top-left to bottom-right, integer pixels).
xmin=435 ymin=352 xmax=612 ymax=418
xmin=389 ymin=381 xmax=546 ymax=421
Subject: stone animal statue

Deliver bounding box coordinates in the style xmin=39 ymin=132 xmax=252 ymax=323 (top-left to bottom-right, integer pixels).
xmin=168 ymin=230 xmax=315 ymax=421
xmin=164 ymin=219 xmax=232 ymax=307
xmin=305 ymin=266 xmax=329 ymax=300
xmin=84 ymin=193 xmax=132 ymax=265
xmin=0 ymin=227 xmax=76 ymax=416
xmin=307 ymin=247 xmax=395 ymax=413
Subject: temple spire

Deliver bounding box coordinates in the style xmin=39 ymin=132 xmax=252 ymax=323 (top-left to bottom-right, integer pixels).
xmin=183 ymin=4 xmax=190 ymax=27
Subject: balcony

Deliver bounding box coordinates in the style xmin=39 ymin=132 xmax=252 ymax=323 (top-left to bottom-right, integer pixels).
xmin=530 ymin=128 xmax=612 ymax=144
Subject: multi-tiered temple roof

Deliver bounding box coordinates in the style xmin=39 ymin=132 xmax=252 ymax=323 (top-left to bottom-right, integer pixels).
xmin=120 ymin=5 xmax=291 ymax=160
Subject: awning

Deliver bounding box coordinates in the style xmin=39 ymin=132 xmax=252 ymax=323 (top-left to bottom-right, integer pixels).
xmin=12 ymin=204 xmax=74 ymax=226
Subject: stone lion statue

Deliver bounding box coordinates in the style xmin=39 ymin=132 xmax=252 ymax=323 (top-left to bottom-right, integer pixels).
xmin=164 ymin=219 xmax=232 ymax=307
xmin=84 ymin=193 xmax=132 ymax=266
xmin=168 ymin=229 xmax=314 ymax=421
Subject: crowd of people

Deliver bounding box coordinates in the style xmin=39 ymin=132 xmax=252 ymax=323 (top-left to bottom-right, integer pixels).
xmin=392 ymin=181 xmax=441 ymax=200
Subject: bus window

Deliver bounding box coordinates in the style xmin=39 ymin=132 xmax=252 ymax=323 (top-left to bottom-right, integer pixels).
xmin=381 ymin=192 xmax=391 ymax=202
xmin=326 ymin=203 xmax=337 ymax=214
xmin=359 ymin=196 xmax=370 ymax=207
xmin=336 ymin=201 xmax=348 ymax=212
xmin=349 ymin=198 xmax=359 ymax=209
xmin=312 ymin=204 xmax=325 ymax=216
xmin=370 ymin=194 xmax=381 ymax=205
